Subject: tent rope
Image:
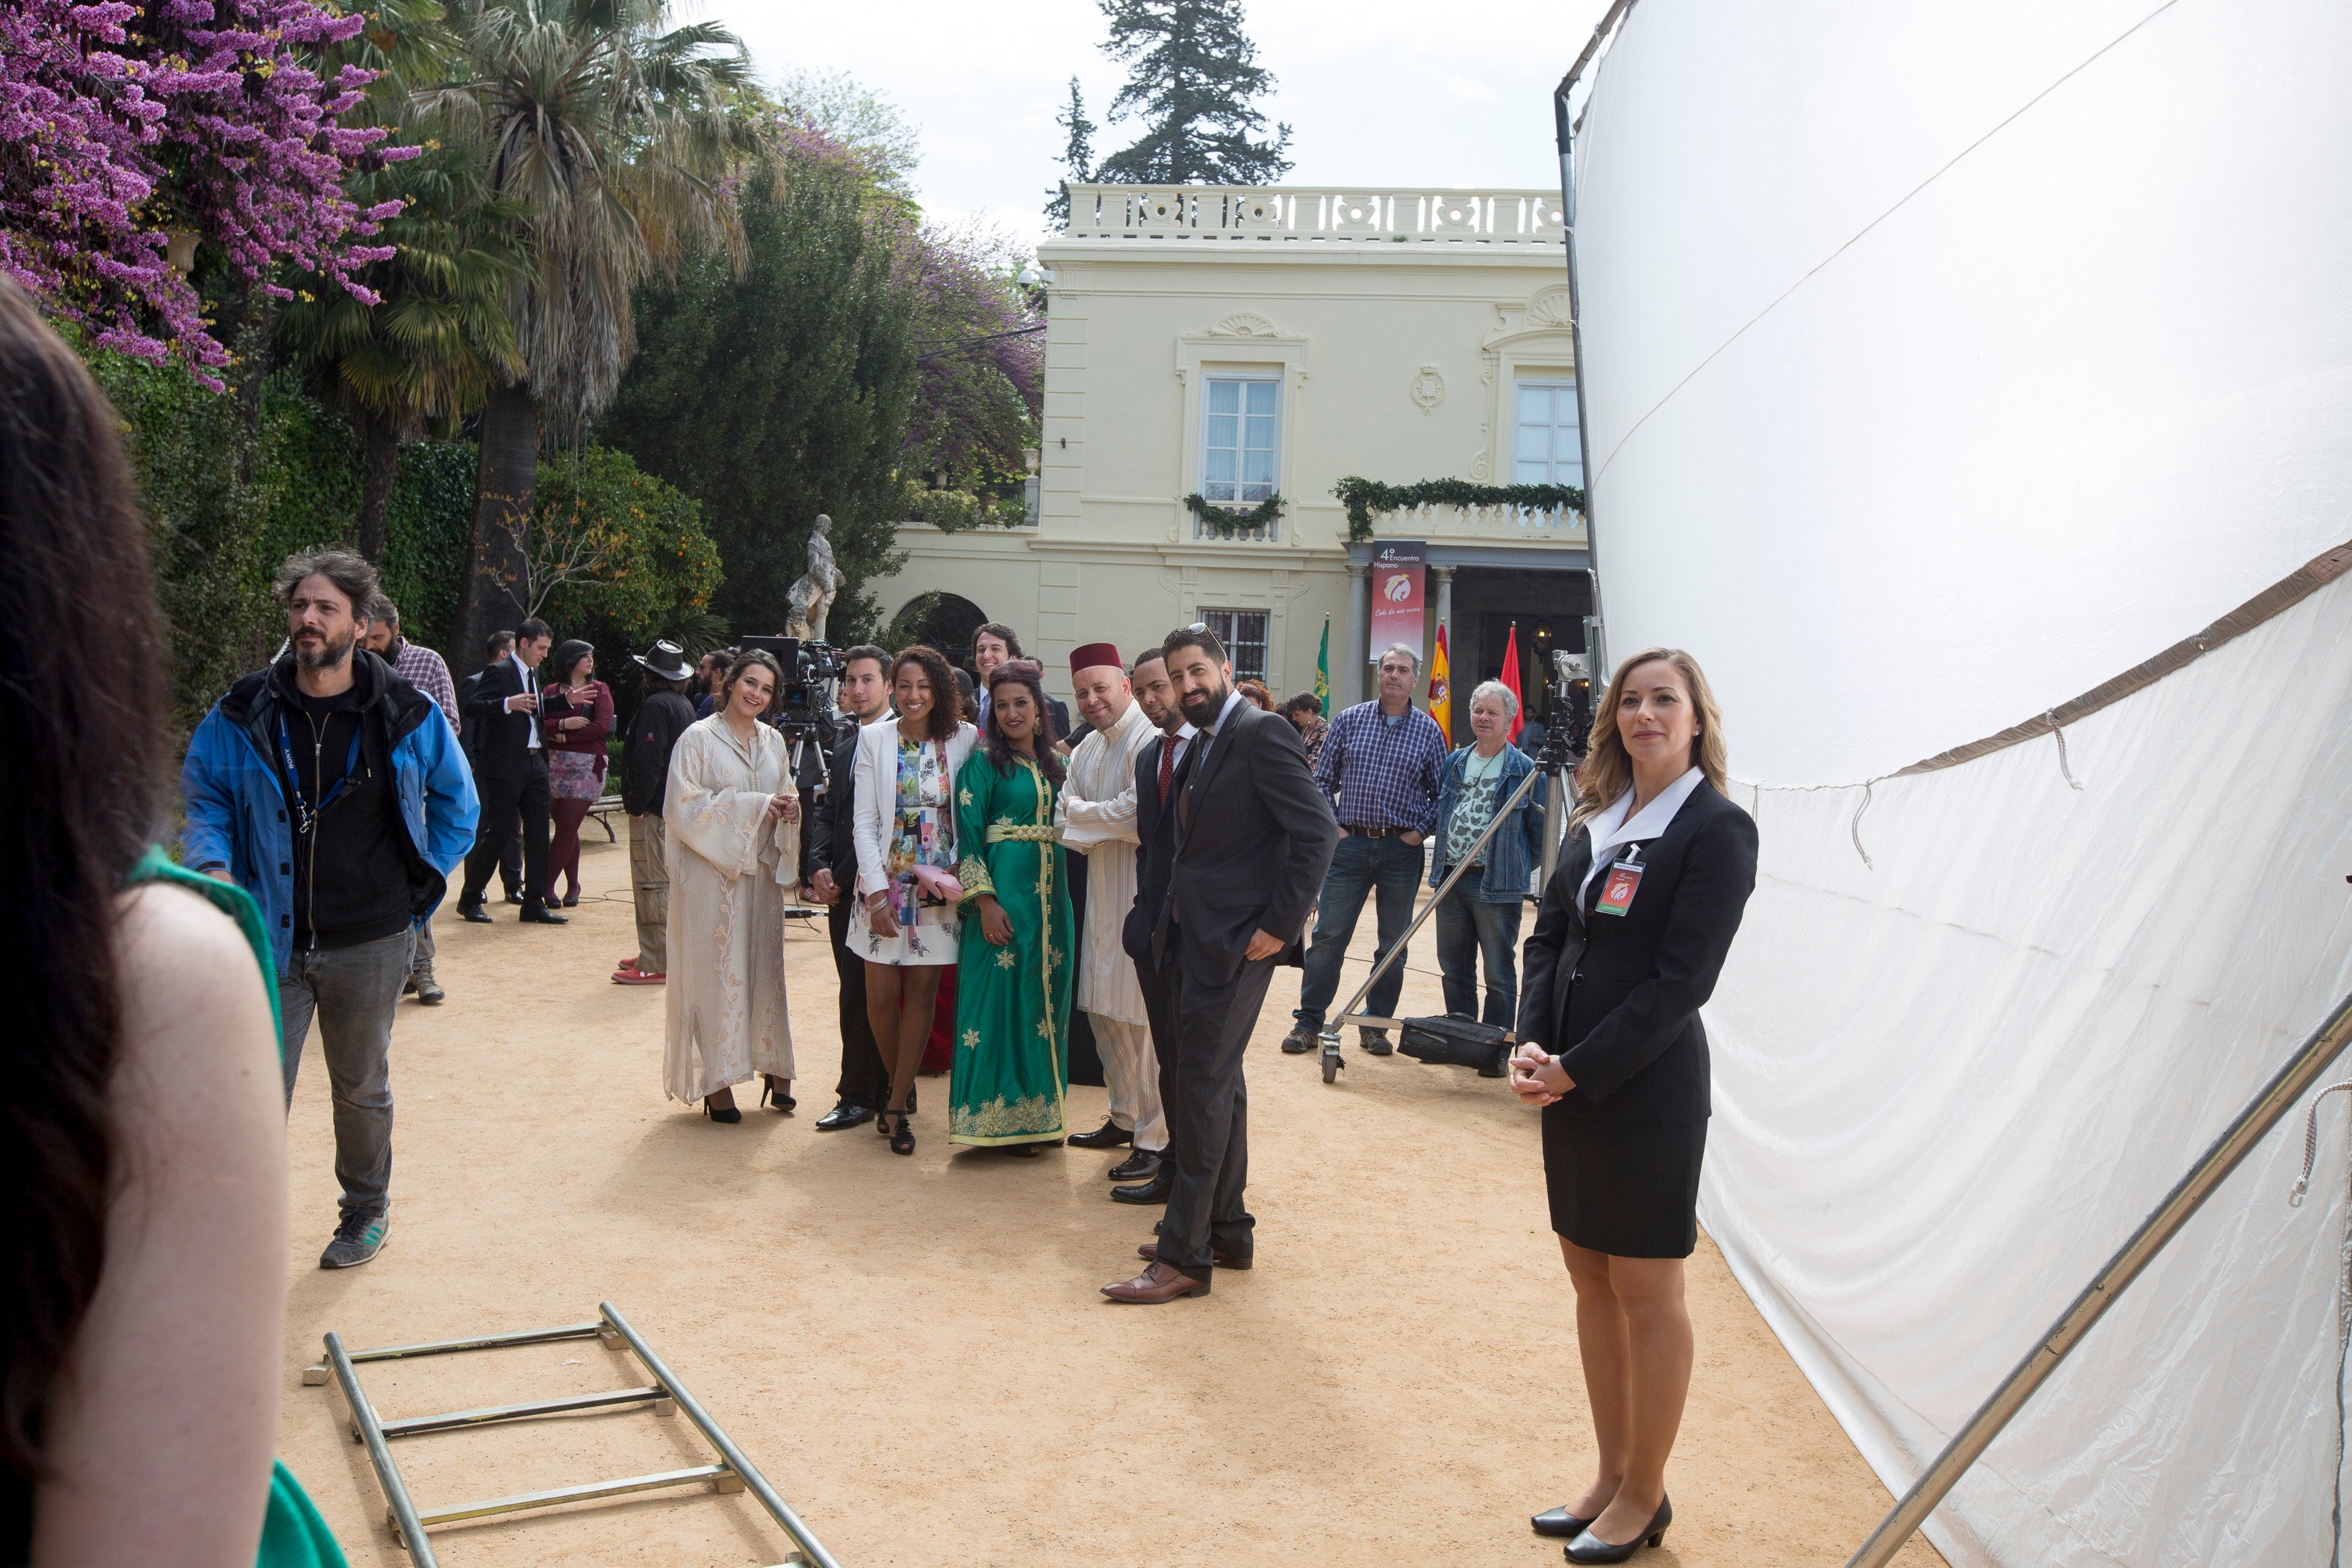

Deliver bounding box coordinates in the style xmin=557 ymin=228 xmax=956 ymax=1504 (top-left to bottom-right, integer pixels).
xmin=2047 ymin=711 xmax=2085 ymax=791
xmin=1849 ymin=781 xmax=1875 ymax=870
xmin=2289 ymin=1080 xmax=2352 ymax=1568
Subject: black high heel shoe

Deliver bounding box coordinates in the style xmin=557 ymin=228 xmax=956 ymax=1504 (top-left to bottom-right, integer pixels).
xmin=761 ymin=1077 xmax=795 ymax=1114
xmin=1531 ymin=1508 xmax=1594 ymax=1539
xmin=886 ymin=1110 xmax=915 ymax=1156
xmin=703 ymin=1098 xmax=742 ymax=1124
xmin=1563 ymin=1496 xmax=1670 ymax=1564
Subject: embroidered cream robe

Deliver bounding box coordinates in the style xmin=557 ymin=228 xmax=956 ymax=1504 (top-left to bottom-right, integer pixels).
xmin=662 ymin=716 xmax=798 ymax=1102
xmin=1056 ymin=700 xmax=1157 ymax=1027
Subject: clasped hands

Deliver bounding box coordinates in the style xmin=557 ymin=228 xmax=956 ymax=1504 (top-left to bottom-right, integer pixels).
xmin=1508 ymin=1042 xmax=1572 ymax=1105
xmin=763 ymin=791 xmax=799 ymax=824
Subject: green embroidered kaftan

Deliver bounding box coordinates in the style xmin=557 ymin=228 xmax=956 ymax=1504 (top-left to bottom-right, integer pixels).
xmin=949 ymin=754 xmax=1073 ymax=1145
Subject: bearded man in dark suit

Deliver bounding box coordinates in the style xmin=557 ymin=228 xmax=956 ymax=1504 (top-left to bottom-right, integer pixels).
xmin=1103 ymin=626 xmax=1337 ymax=1304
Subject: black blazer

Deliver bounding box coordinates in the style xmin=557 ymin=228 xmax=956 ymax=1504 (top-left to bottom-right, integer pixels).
xmin=463 ymin=657 xmax=540 ymax=783
xmin=1157 ymin=704 xmax=1338 ymax=986
xmin=803 ymin=718 xmax=864 ymax=885
xmin=1123 ymin=729 xmax=1196 ymax=963
xmin=1518 ymin=780 xmax=1758 ymax=1128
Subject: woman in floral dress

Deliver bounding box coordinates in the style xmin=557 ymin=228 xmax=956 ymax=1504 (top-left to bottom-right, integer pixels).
xmin=950 ymin=661 xmax=1074 ymax=1154
xmin=851 ymin=645 xmax=977 ymax=1155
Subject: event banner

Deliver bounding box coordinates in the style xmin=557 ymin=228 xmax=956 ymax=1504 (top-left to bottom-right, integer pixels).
xmin=1367 ymin=541 xmax=1428 ymax=663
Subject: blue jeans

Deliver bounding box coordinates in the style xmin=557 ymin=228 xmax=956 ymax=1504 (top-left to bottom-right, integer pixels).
xmin=1432 ymin=872 xmax=1523 ymax=1027
xmin=279 ymin=927 xmax=412 ymax=1219
xmin=1294 ymin=833 xmax=1423 ymax=1030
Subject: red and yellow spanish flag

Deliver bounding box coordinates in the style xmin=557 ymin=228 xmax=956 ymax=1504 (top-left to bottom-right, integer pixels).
xmin=1428 ymin=624 xmax=1452 ymax=745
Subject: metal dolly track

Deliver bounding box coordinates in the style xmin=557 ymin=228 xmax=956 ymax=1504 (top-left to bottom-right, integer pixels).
xmin=305 ymin=1301 xmax=839 ymax=1567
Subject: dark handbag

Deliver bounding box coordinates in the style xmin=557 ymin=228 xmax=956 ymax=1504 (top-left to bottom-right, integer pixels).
xmin=1398 ymin=1015 xmax=1516 ymax=1078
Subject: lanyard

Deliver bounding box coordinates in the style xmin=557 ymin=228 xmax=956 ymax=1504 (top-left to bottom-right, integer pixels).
xmin=277 ymin=709 xmax=362 ymax=838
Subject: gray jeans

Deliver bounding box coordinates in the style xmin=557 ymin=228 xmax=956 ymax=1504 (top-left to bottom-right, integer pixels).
xmin=280 ymin=927 xmax=412 ymax=1219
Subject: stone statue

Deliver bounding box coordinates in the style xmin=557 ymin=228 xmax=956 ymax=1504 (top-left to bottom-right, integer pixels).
xmin=784 ymin=514 xmax=845 ymax=642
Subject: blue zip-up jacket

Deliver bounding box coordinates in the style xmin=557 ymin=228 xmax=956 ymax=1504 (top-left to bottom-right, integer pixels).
xmin=1427 ymin=741 xmax=1546 ymax=901
xmin=181 ymin=650 xmax=480 ymax=975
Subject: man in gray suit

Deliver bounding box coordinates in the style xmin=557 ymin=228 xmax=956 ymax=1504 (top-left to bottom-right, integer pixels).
xmin=1104 ymin=625 xmax=1337 ymax=1303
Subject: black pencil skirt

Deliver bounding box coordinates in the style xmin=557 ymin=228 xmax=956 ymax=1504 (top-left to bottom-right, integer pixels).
xmin=1541 ymin=1110 xmax=1708 ymax=1260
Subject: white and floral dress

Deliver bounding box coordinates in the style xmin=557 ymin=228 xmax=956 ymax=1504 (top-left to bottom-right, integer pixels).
xmin=851 ymin=719 xmax=977 ymax=966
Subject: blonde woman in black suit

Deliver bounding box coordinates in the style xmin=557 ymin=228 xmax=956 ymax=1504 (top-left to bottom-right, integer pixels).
xmin=1510 ymin=647 xmax=1758 ymax=1564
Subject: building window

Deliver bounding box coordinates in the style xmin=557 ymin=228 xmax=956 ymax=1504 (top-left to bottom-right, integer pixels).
xmin=1201 ymin=376 xmax=1280 ymax=504
xmin=1201 ymin=609 xmax=1269 ymax=684
xmin=1513 ymin=380 xmax=1582 ymax=487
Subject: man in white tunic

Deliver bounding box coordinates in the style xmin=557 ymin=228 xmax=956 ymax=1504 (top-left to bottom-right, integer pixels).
xmin=662 ymin=662 xmax=800 ymax=1116
xmin=1057 ymin=642 xmax=1167 ymax=1181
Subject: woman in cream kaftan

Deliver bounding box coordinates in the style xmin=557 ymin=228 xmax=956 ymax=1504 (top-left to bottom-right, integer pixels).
xmin=663 ymin=698 xmax=799 ymax=1113
xmin=949 ymin=665 xmax=1073 ymax=1149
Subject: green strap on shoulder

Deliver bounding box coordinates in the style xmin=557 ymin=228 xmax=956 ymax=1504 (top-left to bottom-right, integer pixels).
xmin=126 ymin=847 xmax=284 ymax=1060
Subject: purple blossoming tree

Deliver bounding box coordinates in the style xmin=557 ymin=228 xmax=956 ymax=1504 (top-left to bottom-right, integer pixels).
xmin=0 ymin=0 xmax=415 ymax=381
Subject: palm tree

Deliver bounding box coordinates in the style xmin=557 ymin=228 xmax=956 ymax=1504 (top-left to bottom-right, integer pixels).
xmin=276 ymin=146 xmax=529 ymax=562
xmin=431 ymin=0 xmax=760 ymax=661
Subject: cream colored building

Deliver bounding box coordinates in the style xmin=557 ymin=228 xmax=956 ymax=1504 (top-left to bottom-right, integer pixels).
xmin=865 ymin=184 xmax=1594 ymax=733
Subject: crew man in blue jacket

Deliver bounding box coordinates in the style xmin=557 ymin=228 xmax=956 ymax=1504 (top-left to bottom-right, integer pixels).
xmin=181 ymin=549 xmax=478 ymax=1270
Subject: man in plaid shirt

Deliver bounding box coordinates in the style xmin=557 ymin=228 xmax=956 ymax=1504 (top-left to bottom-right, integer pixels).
xmin=1282 ymin=643 xmax=1448 ymax=1057
xmin=364 ymin=596 xmax=458 ymax=1004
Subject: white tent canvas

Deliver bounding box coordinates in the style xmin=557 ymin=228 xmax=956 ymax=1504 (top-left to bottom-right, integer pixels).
xmin=1569 ymin=2 xmax=2352 ymax=1562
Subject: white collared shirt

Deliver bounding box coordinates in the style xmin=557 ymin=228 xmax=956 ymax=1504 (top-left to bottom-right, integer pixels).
xmin=516 ymin=657 xmax=542 ymax=749
xmin=1160 ymin=719 xmax=1201 ymax=771
xmin=1577 ymin=766 xmax=1705 ymax=907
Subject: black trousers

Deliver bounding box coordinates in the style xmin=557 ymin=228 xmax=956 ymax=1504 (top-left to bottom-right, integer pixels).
xmin=828 ymin=897 xmax=889 ymax=1105
xmin=1155 ymin=943 xmax=1273 ymax=1279
xmin=461 ymin=752 xmax=550 ymax=912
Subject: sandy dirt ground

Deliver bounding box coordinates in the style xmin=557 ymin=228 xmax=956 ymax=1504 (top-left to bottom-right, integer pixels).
xmin=276 ymin=824 xmax=1941 ymax=1568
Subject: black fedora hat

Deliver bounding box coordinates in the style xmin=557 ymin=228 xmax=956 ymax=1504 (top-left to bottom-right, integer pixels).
xmin=632 ymin=639 xmax=691 ymax=680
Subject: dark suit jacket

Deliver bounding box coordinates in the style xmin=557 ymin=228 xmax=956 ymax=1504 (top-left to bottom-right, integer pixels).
xmin=1157 ymin=703 xmax=1338 ymax=986
xmin=463 ymin=657 xmax=541 ymax=783
xmin=1123 ymin=729 xmax=1197 ymax=964
xmin=1518 ymin=780 xmax=1758 ymax=1127
xmin=803 ymin=718 xmax=864 ymax=886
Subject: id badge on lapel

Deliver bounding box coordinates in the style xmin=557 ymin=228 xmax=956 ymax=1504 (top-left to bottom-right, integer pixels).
xmin=1595 ymin=844 xmax=1645 ymax=918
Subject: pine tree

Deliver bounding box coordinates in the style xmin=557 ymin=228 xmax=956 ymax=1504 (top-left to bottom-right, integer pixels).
xmin=1045 ymin=77 xmax=1097 ymax=223
xmin=1092 ymin=0 xmax=1292 ymax=187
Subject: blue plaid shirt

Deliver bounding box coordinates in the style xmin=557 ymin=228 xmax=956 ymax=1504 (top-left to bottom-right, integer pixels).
xmin=1313 ymin=700 xmax=1446 ymax=833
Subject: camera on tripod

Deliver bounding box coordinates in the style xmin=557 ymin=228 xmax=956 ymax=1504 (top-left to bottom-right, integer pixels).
xmin=740 ymin=635 xmax=844 ymax=732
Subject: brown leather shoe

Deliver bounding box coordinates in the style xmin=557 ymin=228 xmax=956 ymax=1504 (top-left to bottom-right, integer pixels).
xmin=1136 ymin=1240 xmax=1251 ymax=1271
xmin=1101 ymin=1260 xmax=1209 ymax=1303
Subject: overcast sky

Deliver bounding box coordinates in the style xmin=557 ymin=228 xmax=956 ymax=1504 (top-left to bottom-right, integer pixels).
xmin=713 ymin=0 xmax=1615 ymax=251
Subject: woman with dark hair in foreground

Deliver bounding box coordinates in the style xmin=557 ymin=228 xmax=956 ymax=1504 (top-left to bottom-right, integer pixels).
xmin=0 ymin=278 xmax=345 ymax=1564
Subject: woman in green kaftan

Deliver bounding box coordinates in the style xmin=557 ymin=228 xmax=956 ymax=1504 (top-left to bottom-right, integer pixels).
xmin=951 ymin=661 xmax=1074 ymax=1151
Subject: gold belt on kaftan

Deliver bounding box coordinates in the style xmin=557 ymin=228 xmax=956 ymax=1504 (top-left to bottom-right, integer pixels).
xmin=984 ymin=823 xmax=1057 ymax=843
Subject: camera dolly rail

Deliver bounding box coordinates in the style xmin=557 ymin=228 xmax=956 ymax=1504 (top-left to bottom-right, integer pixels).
xmin=304 ymin=1300 xmax=840 ymax=1568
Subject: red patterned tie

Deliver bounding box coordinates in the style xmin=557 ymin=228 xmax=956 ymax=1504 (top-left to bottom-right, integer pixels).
xmin=1158 ymin=736 xmax=1177 ymax=803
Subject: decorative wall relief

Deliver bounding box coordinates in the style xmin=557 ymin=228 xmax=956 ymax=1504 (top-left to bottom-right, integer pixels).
xmin=1410 ymin=364 xmax=1447 ymax=414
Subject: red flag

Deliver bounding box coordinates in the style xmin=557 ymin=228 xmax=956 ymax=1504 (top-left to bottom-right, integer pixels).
xmin=1499 ymin=624 xmax=1525 ymax=741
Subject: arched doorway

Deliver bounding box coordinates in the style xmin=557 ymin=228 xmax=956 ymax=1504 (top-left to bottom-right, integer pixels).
xmin=890 ymin=592 xmax=989 ymax=668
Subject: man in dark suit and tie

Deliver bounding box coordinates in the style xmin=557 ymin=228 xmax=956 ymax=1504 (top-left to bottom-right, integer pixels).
xmin=1111 ymin=649 xmax=1195 ymax=1207
xmin=1104 ymin=626 xmax=1337 ymax=1303
xmin=457 ymin=617 xmax=565 ymax=924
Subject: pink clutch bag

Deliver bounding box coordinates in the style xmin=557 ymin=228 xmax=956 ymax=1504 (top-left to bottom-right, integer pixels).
xmin=910 ymin=865 xmax=964 ymax=905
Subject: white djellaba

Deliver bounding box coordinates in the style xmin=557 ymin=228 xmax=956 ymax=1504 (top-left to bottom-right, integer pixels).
xmin=661 ymin=716 xmax=797 ymax=1102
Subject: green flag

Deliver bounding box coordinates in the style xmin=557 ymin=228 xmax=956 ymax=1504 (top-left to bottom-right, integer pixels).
xmin=1315 ymin=616 xmax=1331 ymax=706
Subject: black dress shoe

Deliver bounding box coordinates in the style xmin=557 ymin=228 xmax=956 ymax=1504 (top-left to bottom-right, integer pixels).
xmin=1564 ymin=1496 xmax=1670 ymax=1564
xmin=519 ymin=907 xmax=568 ymax=924
xmin=1532 ymin=1507 xmax=1593 ymax=1539
xmin=815 ymin=1101 xmax=874 ymax=1132
xmin=1280 ymin=1026 xmax=1322 ymax=1054
xmin=1065 ymin=1118 xmax=1133 ymax=1150
xmin=457 ymin=901 xmax=493 ymax=924
xmin=503 ymin=890 xmax=525 ymax=905
xmin=1110 ymin=1167 xmax=1174 ymax=1204
xmin=1107 ymin=1149 xmax=1163 ymax=1183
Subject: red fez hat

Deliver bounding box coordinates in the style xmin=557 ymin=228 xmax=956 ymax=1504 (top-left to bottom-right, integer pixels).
xmin=1068 ymin=641 xmax=1122 ymax=676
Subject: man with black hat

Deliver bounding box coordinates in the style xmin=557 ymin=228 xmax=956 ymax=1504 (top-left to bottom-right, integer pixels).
xmin=615 ymin=640 xmax=699 ymax=984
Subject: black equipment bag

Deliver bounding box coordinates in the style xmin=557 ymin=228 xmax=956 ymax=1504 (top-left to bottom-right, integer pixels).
xmin=1397 ymin=1015 xmax=1515 ymax=1077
